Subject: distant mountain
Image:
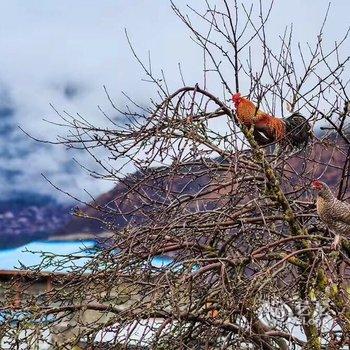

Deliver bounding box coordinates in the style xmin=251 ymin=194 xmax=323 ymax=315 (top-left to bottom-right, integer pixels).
xmin=2 ymin=136 xmax=347 ymax=249
xmin=0 ymin=192 xmax=71 ymax=248
xmin=56 ymin=138 xmax=348 ymax=239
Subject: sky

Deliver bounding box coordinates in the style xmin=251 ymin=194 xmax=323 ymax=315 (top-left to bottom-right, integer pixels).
xmin=0 ymin=0 xmax=349 ymax=203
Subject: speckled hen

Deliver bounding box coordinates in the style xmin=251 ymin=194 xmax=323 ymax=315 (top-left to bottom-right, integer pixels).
xmin=312 ymin=180 xmax=350 ymax=249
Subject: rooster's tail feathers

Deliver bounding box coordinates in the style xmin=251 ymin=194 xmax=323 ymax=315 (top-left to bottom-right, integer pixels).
xmin=284 ymin=113 xmax=312 ymax=148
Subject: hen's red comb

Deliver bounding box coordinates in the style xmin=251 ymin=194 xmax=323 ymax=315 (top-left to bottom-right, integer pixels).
xmin=311 ymin=179 xmax=323 ymax=188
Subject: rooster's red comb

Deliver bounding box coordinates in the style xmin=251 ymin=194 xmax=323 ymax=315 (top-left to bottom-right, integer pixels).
xmin=232 ymin=92 xmax=241 ymax=102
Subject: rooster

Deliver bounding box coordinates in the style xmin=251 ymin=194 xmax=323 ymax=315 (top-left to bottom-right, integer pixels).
xmin=232 ymin=93 xmax=311 ymax=149
xmin=312 ymin=180 xmax=350 ymax=249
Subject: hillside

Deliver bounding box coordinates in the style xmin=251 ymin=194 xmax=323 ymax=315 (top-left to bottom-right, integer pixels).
xmin=54 ymin=137 xmax=348 ymax=239
xmin=0 ymin=136 xmax=347 ymax=249
xmin=0 ymin=192 xmax=70 ymax=248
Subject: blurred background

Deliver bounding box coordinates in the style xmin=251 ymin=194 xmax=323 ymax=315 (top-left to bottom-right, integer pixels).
xmin=0 ymin=0 xmax=348 ymax=257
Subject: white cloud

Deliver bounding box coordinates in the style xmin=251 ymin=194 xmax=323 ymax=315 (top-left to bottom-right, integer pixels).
xmin=0 ymin=0 xmax=348 ymax=202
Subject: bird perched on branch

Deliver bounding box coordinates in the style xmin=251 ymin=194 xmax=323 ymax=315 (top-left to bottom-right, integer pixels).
xmin=231 ymin=93 xmax=311 ymax=149
xmin=312 ymin=180 xmax=350 ymax=249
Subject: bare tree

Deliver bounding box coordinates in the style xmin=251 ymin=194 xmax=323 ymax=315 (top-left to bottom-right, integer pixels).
xmin=1 ymin=1 xmax=350 ymax=349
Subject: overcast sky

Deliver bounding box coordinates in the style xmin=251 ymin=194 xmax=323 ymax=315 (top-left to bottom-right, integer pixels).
xmin=0 ymin=1 xmax=349 ymax=202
